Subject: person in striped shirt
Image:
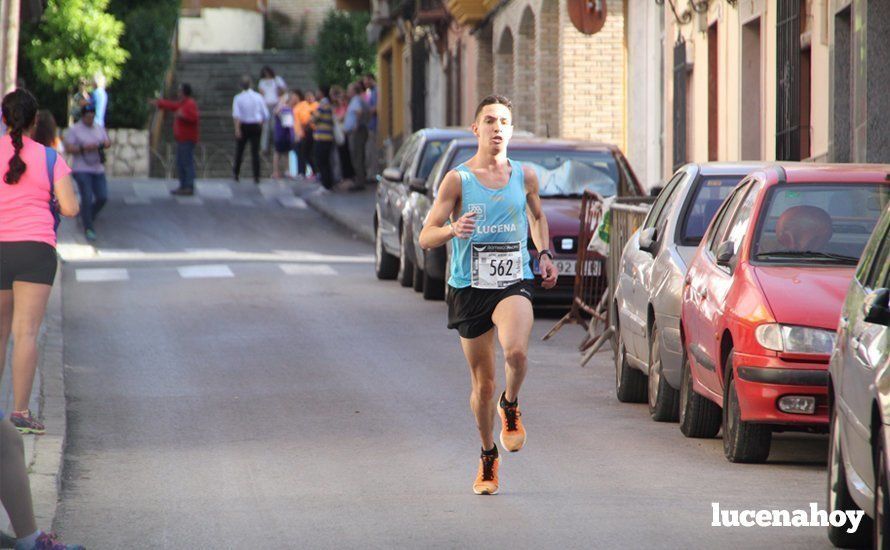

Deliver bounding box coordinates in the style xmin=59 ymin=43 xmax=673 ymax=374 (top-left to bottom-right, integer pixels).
xmin=311 ymin=85 xmax=335 ymax=190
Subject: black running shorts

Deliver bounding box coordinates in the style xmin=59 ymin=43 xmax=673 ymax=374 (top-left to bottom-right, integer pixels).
xmin=446 ymin=280 xmax=534 ymax=339
xmin=0 ymin=241 xmax=57 ymax=290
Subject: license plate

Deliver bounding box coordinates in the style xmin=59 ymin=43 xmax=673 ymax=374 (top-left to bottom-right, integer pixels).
xmin=532 ymin=259 xmax=602 ymax=277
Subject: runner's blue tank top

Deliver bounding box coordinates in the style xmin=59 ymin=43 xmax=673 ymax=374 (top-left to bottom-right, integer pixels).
xmin=448 ymin=159 xmax=534 ymax=288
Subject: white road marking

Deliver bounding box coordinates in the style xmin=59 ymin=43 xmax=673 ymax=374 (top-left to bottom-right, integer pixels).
xmin=196 ymin=182 xmax=234 ymax=199
xmin=278 ymin=196 xmax=307 ymax=209
xmin=75 ymin=268 xmax=129 ymax=282
xmin=174 ymin=196 xmax=204 ymax=205
xmin=177 ymin=265 xmax=234 ymax=279
xmin=124 ymin=197 xmax=152 ymax=205
xmin=132 ymin=182 xmax=172 ymax=199
xmin=279 ymin=264 xmax=338 ymax=275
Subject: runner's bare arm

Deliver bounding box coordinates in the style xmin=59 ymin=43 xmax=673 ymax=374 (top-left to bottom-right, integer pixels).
xmin=53 ymin=175 xmax=80 ymax=217
xmin=524 ymin=165 xmax=557 ymax=289
xmin=419 ymin=170 xmax=475 ymax=249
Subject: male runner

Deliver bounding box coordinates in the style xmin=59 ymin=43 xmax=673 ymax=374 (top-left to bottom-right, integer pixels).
xmin=418 ymin=95 xmax=557 ymax=495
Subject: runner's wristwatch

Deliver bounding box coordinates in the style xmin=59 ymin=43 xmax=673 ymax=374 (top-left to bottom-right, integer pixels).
xmin=539 ymin=249 xmax=553 ymax=261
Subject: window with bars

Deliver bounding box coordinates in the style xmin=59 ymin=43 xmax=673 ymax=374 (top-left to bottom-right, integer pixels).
xmin=776 ymin=0 xmax=811 ymax=160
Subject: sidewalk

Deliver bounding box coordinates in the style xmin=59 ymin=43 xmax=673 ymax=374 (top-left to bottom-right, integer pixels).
xmin=293 ymin=179 xmax=376 ymax=244
xmin=0 ymin=258 xmax=67 ymax=535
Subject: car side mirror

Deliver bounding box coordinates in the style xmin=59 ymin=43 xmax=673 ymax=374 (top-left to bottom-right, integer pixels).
xmin=639 ymin=227 xmax=658 ymax=255
xmin=382 ymin=167 xmax=403 ymax=182
xmin=649 ymin=185 xmax=663 ymax=198
xmin=864 ymin=288 xmax=890 ymax=326
xmin=408 ymin=177 xmax=426 ymax=194
xmin=716 ymin=241 xmax=735 ymax=267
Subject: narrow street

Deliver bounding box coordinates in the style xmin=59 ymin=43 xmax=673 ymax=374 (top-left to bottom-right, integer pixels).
xmin=51 ymin=180 xmax=830 ymax=548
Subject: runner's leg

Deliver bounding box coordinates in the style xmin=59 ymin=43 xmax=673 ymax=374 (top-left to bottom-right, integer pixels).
xmin=459 ymin=329 xmax=497 ymax=450
xmin=0 ymin=290 xmax=12 ymax=380
xmin=492 ymin=295 xmax=534 ymax=402
xmin=10 ymin=281 xmax=52 ymax=412
xmin=0 ymin=419 xmax=37 ymax=537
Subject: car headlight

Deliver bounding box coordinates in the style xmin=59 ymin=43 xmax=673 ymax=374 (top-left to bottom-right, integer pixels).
xmin=754 ymin=323 xmax=837 ymax=354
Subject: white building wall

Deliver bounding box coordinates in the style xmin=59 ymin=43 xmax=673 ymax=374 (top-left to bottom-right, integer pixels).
xmin=178 ymin=8 xmax=264 ymax=53
xmin=626 ymin=0 xmax=664 ymax=187
xmin=426 ymin=51 xmax=447 ymax=128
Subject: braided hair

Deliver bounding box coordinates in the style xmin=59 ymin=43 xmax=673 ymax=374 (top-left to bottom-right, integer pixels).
xmin=2 ymin=89 xmax=38 ymax=185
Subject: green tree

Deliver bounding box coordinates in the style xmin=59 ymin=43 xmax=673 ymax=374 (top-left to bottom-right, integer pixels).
xmin=26 ymin=0 xmax=128 ymax=93
xmin=106 ymin=0 xmax=179 ymax=128
xmin=314 ymin=10 xmax=376 ymax=88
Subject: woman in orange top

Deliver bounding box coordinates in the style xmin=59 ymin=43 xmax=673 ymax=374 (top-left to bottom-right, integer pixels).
xmin=293 ymin=90 xmax=317 ymax=177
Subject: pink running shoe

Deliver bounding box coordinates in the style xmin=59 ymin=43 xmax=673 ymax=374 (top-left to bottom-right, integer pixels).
xmin=10 ymin=410 xmax=45 ymax=435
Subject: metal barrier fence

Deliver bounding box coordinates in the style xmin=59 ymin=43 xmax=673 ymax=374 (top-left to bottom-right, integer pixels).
xmin=543 ymin=190 xmax=606 ymax=344
xmin=579 ymin=199 xmax=653 ymax=366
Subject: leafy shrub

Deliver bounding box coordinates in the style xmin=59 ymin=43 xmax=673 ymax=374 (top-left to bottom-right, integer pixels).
xmin=314 ymin=10 xmax=376 ymax=88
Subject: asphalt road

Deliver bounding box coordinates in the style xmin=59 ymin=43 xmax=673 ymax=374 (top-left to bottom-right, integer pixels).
xmin=53 ymin=180 xmax=832 ymax=549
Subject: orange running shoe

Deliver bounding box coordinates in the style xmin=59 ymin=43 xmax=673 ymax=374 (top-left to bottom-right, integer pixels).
xmin=498 ymin=392 xmax=526 ymax=452
xmin=473 ymin=452 xmax=500 ymax=495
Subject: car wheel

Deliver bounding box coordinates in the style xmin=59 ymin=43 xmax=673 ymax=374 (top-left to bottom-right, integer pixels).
xmin=678 ymin=350 xmax=721 ymax=438
xmin=422 ymin=250 xmax=445 ymax=300
xmin=875 ymin=424 xmax=890 ymax=549
xmin=648 ymin=322 xmax=679 ymax=422
xmin=375 ymin=221 xmax=398 ymax=280
xmin=398 ymin=228 xmax=414 ymax=287
xmin=828 ymin=408 xmax=871 ymax=547
xmin=615 ymin=331 xmax=647 ymax=403
xmin=412 ymin=262 xmax=424 ymax=292
xmin=722 ymin=359 xmax=771 ymax=463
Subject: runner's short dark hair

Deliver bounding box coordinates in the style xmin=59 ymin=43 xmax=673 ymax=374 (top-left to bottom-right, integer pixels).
xmin=474 ymin=95 xmax=512 ymax=120
xmin=180 ymin=83 xmax=192 ymax=97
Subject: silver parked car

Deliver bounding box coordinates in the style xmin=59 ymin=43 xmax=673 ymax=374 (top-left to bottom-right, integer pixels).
xmin=613 ymin=163 xmax=766 ymax=420
xmin=827 ymin=202 xmax=890 ymax=548
xmin=374 ymin=128 xmax=472 ymax=285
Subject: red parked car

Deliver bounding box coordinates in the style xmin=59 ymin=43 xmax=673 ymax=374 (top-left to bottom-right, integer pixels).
xmin=679 ymin=164 xmax=890 ymax=463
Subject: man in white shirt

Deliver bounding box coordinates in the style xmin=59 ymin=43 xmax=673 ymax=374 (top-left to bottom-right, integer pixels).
xmin=232 ymin=75 xmax=269 ymax=183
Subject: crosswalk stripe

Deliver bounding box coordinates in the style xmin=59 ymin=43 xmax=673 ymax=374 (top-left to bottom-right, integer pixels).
xmin=278 ymin=263 xmax=338 ymax=275
xmin=278 ymin=196 xmax=307 ymax=209
xmin=75 ymin=268 xmax=129 ymax=282
xmin=177 ymin=265 xmax=234 ymax=279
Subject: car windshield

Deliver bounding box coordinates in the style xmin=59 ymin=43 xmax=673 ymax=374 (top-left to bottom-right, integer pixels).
xmin=681 ymin=177 xmax=743 ymax=244
xmin=752 ymin=183 xmax=890 ymax=264
xmin=448 ymin=147 xmax=622 ymax=197
xmin=418 ymin=140 xmax=454 ymax=180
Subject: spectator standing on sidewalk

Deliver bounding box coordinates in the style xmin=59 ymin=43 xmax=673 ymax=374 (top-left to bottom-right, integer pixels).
xmin=32 ymin=110 xmax=62 ymax=154
xmin=232 ymin=75 xmax=268 ymax=184
xmin=294 ymin=90 xmax=317 ymax=177
xmin=150 ymin=83 xmax=200 ymax=196
xmin=343 ymin=82 xmax=369 ymax=190
xmin=64 ymin=104 xmax=110 ymax=242
xmin=363 ymin=73 xmax=379 ymax=179
xmin=311 ymin=85 xmax=335 ymax=190
xmin=331 ymin=85 xmax=354 ymax=187
xmin=257 ymin=66 xmax=286 ymax=154
xmin=90 ymin=72 xmax=109 ymax=128
xmin=271 ymin=86 xmax=295 ymax=180
xmin=0 ymin=89 xmax=79 ymax=436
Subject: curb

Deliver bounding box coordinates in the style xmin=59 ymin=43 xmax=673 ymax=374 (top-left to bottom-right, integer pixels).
xmin=31 ymin=262 xmax=66 ymax=530
xmin=301 ymin=191 xmax=375 ymax=245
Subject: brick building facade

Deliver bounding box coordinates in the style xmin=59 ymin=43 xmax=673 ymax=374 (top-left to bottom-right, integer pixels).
xmin=365 ymin=0 xmax=628 ymax=160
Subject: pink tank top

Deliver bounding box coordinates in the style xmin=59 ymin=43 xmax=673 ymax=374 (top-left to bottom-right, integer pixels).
xmin=0 ymin=134 xmax=71 ymax=246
